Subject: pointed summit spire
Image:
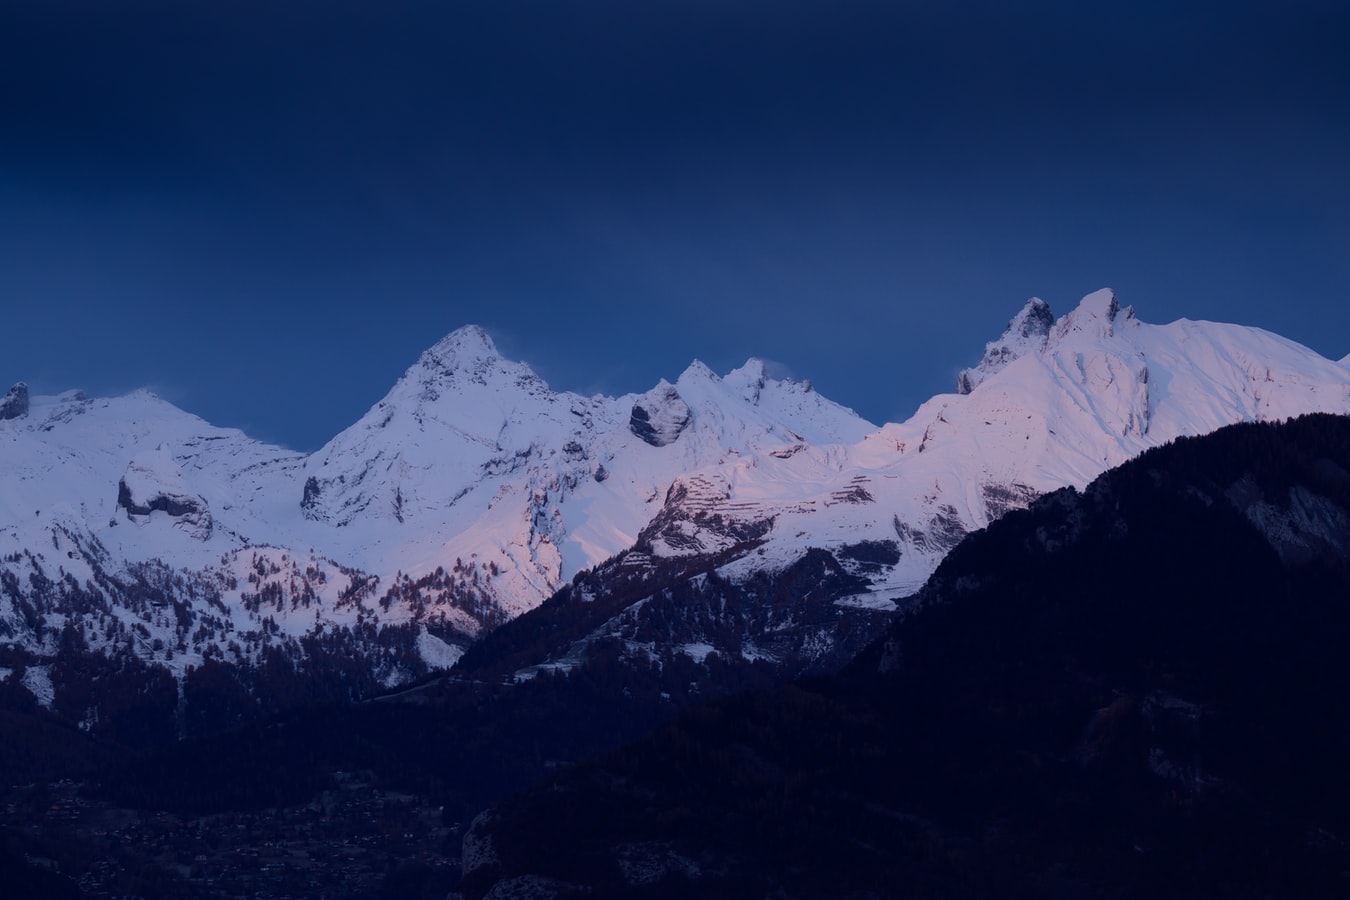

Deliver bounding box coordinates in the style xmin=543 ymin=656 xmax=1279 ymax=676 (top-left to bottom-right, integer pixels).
xmin=403 ymin=324 xmax=529 ymax=387
xmin=957 ymin=298 xmax=1054 ymax=394
xmin=677 ymin=359 xmax=719 ymax=385
xmin=375 ymin=324 xmax=550 ymax=415
xmin=423 ymin=324 xmax=500 ymax=364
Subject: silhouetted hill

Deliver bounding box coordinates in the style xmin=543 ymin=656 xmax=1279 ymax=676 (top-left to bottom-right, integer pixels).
xmin=463 ymin=414 xmax=1350 ymax=899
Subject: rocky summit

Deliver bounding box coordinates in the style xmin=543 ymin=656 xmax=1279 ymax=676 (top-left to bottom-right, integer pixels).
xmin=0 ymin=381 xmax=29 ymax=420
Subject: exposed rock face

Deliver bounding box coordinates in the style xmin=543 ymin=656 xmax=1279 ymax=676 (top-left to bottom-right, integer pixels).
xmin=0 ymin=382 xmax=29 ymax=419
xmin=957 ymin=299 xmax=1054 ymax=394
xmin=116 ymin=446 xmax=213 ymax=540
xmin=1226 ymin=475 xmax=1350 ymax=566
xmin=300 ymin=475 xmax=324 ymax=516
xmin=460 ymin=809 xmax=501 ymax=886
xmin=629 ymin=381 xmax=691 ymax=446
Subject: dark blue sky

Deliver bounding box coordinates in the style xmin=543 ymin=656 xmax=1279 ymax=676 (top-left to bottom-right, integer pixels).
xmin=4 ymin=1 xmax=1348 ymax=450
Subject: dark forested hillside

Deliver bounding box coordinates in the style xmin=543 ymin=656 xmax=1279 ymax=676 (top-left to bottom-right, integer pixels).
xmin=463 ymin=414 xmax=1350 ymax=899
xmin=88 ymin=528 xmax=892 ymax=822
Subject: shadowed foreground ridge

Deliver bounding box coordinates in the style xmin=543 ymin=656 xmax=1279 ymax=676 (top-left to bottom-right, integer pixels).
xmin=465 ymin=413 xmax=1350 ymax=899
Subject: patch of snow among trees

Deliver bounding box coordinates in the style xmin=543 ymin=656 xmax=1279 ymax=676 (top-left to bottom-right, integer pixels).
xmin=415 ymin=626 xmax=464 ymax=670
xmin=677 ymin=642 xmax=717 ymax=663
xmin=21 ymin=664 xmax=54 ymax=709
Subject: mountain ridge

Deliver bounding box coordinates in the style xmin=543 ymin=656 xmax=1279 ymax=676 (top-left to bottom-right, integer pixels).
xmin=2 ymin=289 xmax=1348 ymax=708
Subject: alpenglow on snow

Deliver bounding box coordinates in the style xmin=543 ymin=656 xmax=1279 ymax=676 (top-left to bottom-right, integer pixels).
xmin=1 ymin=289 xmax=1347 ymax=689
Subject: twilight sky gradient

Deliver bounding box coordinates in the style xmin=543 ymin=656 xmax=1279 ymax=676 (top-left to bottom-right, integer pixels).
xmin=3 ymin=1 xmax=1348 ymax=451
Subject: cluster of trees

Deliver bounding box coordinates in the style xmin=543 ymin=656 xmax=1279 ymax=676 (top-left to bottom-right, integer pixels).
xmin=465 ymin=414 xmax=1350 ymax=898
xmin=375 ymin=560 xmax=504 ymax=634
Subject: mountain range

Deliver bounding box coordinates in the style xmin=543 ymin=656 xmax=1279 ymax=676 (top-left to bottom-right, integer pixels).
xmin=2 ymin=289 xmax=1348 ymax=716
xmin=4 ymin=289 xmax=1350 ymax=897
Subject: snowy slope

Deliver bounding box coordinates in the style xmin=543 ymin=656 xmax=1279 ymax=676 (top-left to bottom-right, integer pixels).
xmin=291 ymin=326 xmax=873 ymax=617
xmin=0 ymin=326 xmax=872 ymax=683
xmin=629 ymin=290 xmax=1350 ymax=614
xmin=2 ymin=290 xmax=1347 ymax=686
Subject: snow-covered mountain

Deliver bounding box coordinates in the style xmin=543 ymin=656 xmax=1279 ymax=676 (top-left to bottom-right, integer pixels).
xmin=621 ymin=290 xmax=1350 ymax=612
xmin=2 ymin=289 xmax=1347 ymax=696
xmin=0 ymin=323 xmax=871 ymax=693
xmin=293 ymin=324 xmax=871 ymax=623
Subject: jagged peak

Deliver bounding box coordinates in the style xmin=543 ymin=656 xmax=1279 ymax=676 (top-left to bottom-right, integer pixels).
xmin=677 ymin=359 xmax=720 ymax=385
xmin=422 ymin=324 xmax=500 ymax=365
xmin=1010 ymin=297 xmax=1055 ymax=335
xmin=956 ymin=297 xmax=1055 ymax=395
xmin=393 ymin=324 xmax=553 ymax=399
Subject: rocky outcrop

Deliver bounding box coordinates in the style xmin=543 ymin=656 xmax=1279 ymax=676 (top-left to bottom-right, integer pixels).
xmin=116 ymin=446 xmax=213 ymax=540
xmin=300 ymin=475 xmax=324 ymax=516
xmin=0 ymin=381 xmax=29 ymax=419
xmin=1226 ymin=475 xmax=1350 ymax=566
xmin=956 ymin=298 xmax=1054 ymax=394
xmin=629 ymin=381 xmax=691 ymax=446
